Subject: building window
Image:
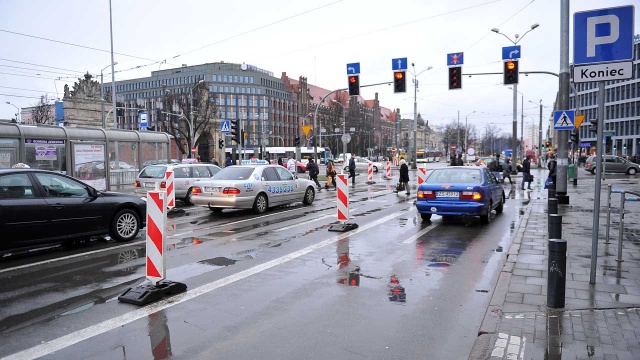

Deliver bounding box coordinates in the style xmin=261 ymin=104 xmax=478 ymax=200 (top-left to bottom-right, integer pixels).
xmin=234 ymin=75 xmax=238 ymax=83
xmin=223 ymin=75 xmax=228 ymax=82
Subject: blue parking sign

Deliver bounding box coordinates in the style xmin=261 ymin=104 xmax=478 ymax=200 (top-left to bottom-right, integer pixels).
xmin=574 ymin=5 xmax=634 ymax=65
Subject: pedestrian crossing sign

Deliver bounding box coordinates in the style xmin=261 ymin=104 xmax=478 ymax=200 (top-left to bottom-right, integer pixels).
xmin=553 ymin=110 xmax=575 ymax=130
xmin=220 ymin=120 xmax=231 ymax=133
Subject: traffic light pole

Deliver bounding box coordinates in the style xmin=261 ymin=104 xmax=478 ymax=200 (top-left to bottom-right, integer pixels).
xmin=556 ymin=0 xmax=570 ymax=205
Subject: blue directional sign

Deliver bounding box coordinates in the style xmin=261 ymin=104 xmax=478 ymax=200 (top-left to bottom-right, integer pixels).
xmin=346 ymin=62 xmax=360 ymax=75
xmin=139 ymin=112 xmax=148 ymax=129
xmin=221 ymin=120 xmax=231 ymax=133
xmin=574 ymin=5 xmax=634 ymax=65
xmin=446 ymin=52 xmax=464 ymax=66
xmin=392 ymin=57 xmax=408 ymax=71
xmin=502 ymin=46 xmax=521 ymax=60
xmin=554 ymin=110 xmax=576 ymax=130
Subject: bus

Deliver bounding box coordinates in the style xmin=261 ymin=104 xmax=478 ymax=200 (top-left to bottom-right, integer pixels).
xmin=225 ymin=146 xmax=332 ymax=163
xmin=416 ymin=149 xmax=444 ymax=163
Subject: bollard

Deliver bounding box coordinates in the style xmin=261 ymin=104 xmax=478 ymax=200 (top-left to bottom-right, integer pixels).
xmin=548 ymin=183 xmax=556 ymax=199
xmin=549 ymin=214 xmax=562 ymax=240
xmin=548 ymin=198 xmax=558 ymax=215
xmin=605 ymin=184 xmax=612 ymax=244
xmin=616 ymin=192 xmax=625 ymax=263
xmin=547 ymin=239 xmax=567 ymax=308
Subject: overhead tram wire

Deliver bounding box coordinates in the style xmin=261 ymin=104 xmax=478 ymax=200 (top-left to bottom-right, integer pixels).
xmin=0 ymin=58 xmax=86 ymax=74
xmin=0 ymin=64 xmax=82 ymax=77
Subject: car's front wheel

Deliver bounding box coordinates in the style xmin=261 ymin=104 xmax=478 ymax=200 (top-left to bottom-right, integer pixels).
xmin=303 ymin=186 xmax=315 ymax=205
xmin=110 ymin=209 xmax=141 ymax=242
xmin=628 ymin=168 xmax=637 ymax=175
xmin=253 ymin=193 xmax=268 ymax=214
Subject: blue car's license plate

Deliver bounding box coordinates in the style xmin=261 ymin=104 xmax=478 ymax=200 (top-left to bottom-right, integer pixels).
xmin=436 ymin=191 xmax=458 ymax=197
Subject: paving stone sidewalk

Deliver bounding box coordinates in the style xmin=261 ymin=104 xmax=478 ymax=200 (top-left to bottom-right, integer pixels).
xmin=471 ymin=176 xmax=640 ymax=360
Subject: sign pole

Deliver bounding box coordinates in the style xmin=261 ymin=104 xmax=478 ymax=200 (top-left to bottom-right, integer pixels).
xmin=590 ymin=80 xmax=605 ymax=285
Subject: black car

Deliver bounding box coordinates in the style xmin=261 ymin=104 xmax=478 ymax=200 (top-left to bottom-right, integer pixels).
xmin=0 ymin=169 xmax=146 ymax=254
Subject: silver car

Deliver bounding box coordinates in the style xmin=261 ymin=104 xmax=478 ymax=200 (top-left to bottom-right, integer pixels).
xmin=586 ymin=155 xmax=640 ymax=175
xmin=342 ymin=157 xmax=382 ymax=172
xmin=134 ymin=163 xmax=222 ymax=204
xmin=190 ymin=164 xmax=316 ymax=214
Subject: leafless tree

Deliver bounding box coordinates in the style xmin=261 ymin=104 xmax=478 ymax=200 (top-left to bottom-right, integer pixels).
xmin=160 ymin=82 xmax=218 ymax=158
xmin=30 ymin=95 xmax=54 ymax=124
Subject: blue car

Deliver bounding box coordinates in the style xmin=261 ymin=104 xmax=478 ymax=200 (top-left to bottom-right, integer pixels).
xmin=416 ymin=167 xmax=505 ymax=224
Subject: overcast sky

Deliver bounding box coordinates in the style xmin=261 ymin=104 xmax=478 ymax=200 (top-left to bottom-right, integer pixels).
xmin=1 ymin=0 xmax=638 ymax=136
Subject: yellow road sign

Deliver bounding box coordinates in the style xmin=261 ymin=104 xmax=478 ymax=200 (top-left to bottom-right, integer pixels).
xmin=302 ymin=125 xmax=312 ymax=137
xmin=575 ymin=114 xmax=585 ymax=129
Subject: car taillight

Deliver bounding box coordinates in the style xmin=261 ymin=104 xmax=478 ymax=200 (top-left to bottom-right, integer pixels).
xmin=223 ymin=187 xmax=241 ymax=195
xmin=460 ymin=191 xmax=482 ymax=200
xmin=134 ymin=180 xmax=141 ymax=188
xmin=417 ymin=190 xmax=436 ymax=199
xmin=160 ymin=181 xmax=166 ymax=189
xmin=587 ymin=162 xmax=591 ymax=168
xmin=191 ymin=187 xmax=202 ymax=195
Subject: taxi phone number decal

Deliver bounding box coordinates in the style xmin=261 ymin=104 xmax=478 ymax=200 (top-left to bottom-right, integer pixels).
xmin=267 ymin=185 xmax=295 ymax=194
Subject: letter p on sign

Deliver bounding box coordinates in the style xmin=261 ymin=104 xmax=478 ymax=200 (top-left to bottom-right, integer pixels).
xmin=586 ymin=15 xmax=619 ymax=57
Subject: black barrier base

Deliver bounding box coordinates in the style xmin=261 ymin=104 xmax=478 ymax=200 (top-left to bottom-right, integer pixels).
xmin=328 ymin=223 xmax=359 ymax=232
xmin=118 ymin=280 xmax=187 ymax=306
xmin=366 ymin=181 xmax=376 ymax=185
xmin=556 ymin=194 xmax=569 ymax=204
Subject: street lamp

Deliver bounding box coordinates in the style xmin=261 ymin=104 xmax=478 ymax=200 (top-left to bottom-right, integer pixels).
xmin=408 ymin=63 xmax=433 ymax=169
xmin=5 ymin=102 xmax=20 ymax=123
xmin=464 ymin=111 xmax=476 ymax=163
xmin=188 ymin=79 xmax=205 ymax=158
xmin=332 ymin=99 xmax=348 ymax=165
xmin=101 ymin=62 xmax=118 ymax=128
xmin=492 ymin=23 xmax=539 ymax=167
xmin=508 ymin=86 xmax=524 ymax=162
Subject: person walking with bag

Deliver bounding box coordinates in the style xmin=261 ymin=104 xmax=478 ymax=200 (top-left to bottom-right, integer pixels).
xmin=307 ymin=159 xmax=321 ymax=190
xmin=503 ymin=157 xmax=514 ymax=185
xmin=325 ymin=160 xmax=337 ymax=190
xmin=547 ymin=153 xmax=557 ymax=185
xmin=399 ymin=159 xmax=410 ymax=195
xmin=521 ymin=155 xmax=532 ymax=190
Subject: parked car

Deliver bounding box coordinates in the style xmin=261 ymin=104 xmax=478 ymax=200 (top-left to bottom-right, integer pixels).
xmin=415 ymin=167 xmax=505 ymax=224
xmin=585 ymin=155 xmax=640 ymax=175
xmin=273 ymin=158 xmax=307 ymax=173
xmin=134 ymin=163 xmax=222 ymax=204
xmin=343 ymin=157 xmax=382 ymax=172
xmin=0 ymin=169 xmax=146 ymax=254
xmin=190 ymin=164 xmax=316 ymax=214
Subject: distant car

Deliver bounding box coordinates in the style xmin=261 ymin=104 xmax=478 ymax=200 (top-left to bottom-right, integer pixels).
xmin=415 ymin=167 xmax=505 ymax=224
xmin=190 ymin=164 xmax=316 ymax=214
xmin=0 ymin=169 xmax=146 ymax=254
xmin=109 ymin=161 xmax=134 ymax=169
xmin=134 ymin=163 xmax=222 ymax=204
xmin=142 ymin=159 xmax=180 ymax=167
xmin=343 ymin=157 xmax=382 ymax=172
xmin=585 ymin=155 xmax=640 ymax=175
xmin=275 ymin=158 xmax=307 ymax=173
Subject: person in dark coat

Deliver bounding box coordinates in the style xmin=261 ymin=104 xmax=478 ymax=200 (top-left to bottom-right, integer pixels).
xmin=547 ymin=153 xmax=557 ymax=185
xmin=225 ymin=156 xmax=233 ymax=167
xmin=277 ymin=157 xmax=283 ymax=167
xmin=348 ymin=156 xmax=356 ymax=186
xmin=521 ymin=156 xmax=532 ymax=190
xmin=450 ymin=154 xmax=458 ymax=166
xmin=503 ymin=157 xmax=513 ymax=185
xmin=399 ymin=159 xmax=410 ymax=195
xmin=307 ymin=159 xmax=321 ymax=189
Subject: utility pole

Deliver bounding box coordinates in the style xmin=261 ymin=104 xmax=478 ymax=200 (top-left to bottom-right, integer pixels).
xmin=538 ymin=100 xmax=543 ymax=167
xmin=557 ymin=0 xmax=570 ymax=204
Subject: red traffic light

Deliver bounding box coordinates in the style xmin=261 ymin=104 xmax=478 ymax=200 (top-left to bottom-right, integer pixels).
xmin=506 ymin=61 xmax=516 ymax=70
xmin=349 ymin=76 xmax=357 ymax=83
xmin=394 ymin=72 xmax=404 ymax=80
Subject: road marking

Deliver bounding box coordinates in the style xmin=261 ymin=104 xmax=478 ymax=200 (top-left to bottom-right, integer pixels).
xmin=401 ymin=219 xmax=439 ymax=244
xmin=0 ymin=241 xmax=145 ymax=274
xmin=275 ymin=214 xmax=334 ymax=231
xmin=2 ymin=209 xmax=410 ymax=360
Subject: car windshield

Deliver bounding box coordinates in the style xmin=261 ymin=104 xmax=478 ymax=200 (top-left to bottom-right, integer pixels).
xmin=138 ymin=165 xmax=167 ymax=178
xmin=426 ymin=169 xmax=483 ymax=184
xmin=213 ymin=167 xmax=255 ymax=180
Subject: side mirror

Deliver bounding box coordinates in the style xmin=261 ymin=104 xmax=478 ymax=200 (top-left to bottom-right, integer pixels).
xmin=88 ymin=187 xmax=99 ymax=197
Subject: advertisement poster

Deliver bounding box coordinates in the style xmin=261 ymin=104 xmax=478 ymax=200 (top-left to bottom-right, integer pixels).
xmin=35 ymin=146 xmax=57 ymax=160
xmin=74 ymin=143 xmax=106 ymax=190
xmin=0 ymin=152 xmax=11 ymax=168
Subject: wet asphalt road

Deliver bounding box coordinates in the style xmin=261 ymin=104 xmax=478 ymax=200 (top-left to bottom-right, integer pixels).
xmin=0 ymin=165 xmax=541 ymax=360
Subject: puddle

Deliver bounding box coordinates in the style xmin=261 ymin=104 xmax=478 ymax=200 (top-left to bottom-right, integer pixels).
xmin=198 ymin=257 xmax=237 ymax=266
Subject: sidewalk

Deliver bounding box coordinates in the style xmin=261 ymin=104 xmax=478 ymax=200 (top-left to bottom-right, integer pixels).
xmin=471 ymin=175 xmax=640 ymax=360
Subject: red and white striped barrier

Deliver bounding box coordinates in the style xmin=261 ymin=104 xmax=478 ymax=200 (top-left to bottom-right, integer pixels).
xmin=336 ymin=174 xmax=349 ymax=222
xmin=366 ymin=162 xmax=375 ymax=184
xmin=385 ymin=161 xmax=392 ymax=179
xmin=417 ymin=167 xmax=427 ymax=185
xmin=165 ymin=170 xmax=175 ymax=209
xmin=394 ymin=158 xmax=400 ymax=166
xmin=146 ymin=191 xmax=166 ymax=282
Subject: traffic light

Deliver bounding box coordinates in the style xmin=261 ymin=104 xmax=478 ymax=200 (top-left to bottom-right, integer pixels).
xmin=218 ymin=139 xmax=224 ymax=149
xmin=503 ymin=60 xmax=519 ymax=85
xmin=570 ymin=131 xmax=579 ymax=143
xmin=393 ymin=71 xmax=406 ymax=93
xmin=230 ymin=119 xmax=239 ymax=143
xmin=589 ymin=118 xmax=598 ymax=133
xmin=623 ymin=144 xmax=627 ymax=151
xmin=448 ymin=66 xmax=462 ymax=90
xmin=309 ymin=136 xmax=316 ymax=147
xmin=347 ymin=75 xmax=360 ymax=96
xmin=545 ymin=141 xmax=550 ymax=148
xmin=241 ymin=130 xmax=246 ymax=147
xmin=294 ymin=135 xmax=301 ymax=147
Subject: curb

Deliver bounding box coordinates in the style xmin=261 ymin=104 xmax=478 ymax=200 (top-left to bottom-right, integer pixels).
xmin=468 ymin=195 xmax=534 ymax=359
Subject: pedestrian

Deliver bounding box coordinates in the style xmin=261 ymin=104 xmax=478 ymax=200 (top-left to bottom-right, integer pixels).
xmin=211 ymin=158 xmax=220 ymax=167
xmin=456 ymin=154 xmax=464 ymax=166
xmin=287 ymin=158 xmax=297 ymax=173
xmin=277 ymin=157 xmax=283 ymax=167
xmin=503 ymin=157 xmax=513 ymax=185
xmin=307 ymin=158 xmax=321 ymax=190
xmin=325 ymin=160 xmax=337 ymax=190
xmin=450 ymin=154 xmax=457 ymax=166
xmin=225 ymin=156 xmax=233 ymax=167
xmin=521 ymin=155 xmax=532 ymax=190
xmin=348 ymin=156 xmax=356 ymax=186
xmin=547 ymin=153 xmax=557 ymax=185
xmin=399 ymin=159 xmax=410 ymax=195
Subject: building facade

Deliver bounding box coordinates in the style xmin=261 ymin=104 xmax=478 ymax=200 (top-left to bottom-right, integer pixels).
xmin=571 ymin=39 xmax=640 ymax=157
